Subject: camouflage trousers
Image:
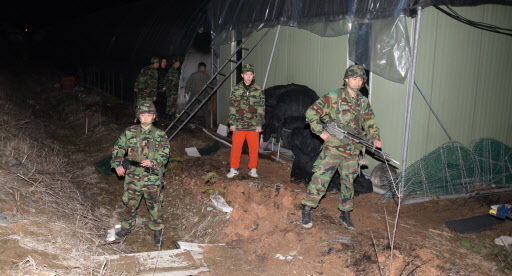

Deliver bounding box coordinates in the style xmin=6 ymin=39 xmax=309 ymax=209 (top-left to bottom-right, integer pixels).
xmin=166 ymin=90 xmax=178 ymax=116
xmin=302 ymin=144 xmax=359 ymax=211
xmin=121 ymin=169 xmax=163 ymax=231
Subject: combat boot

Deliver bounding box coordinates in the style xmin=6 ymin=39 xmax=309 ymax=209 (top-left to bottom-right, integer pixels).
xmin=302 ymin=205 xmax=313 ymax=229
xmin=115 ymin=229 xmax=131 ymax=239
xmin=339 ymin=211 xmax=355 ymax=230
xmin=154 ymin=229 xmax=164 ymax=247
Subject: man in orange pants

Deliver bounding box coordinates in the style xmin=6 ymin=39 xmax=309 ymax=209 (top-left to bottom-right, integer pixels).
xmin=227 ymin=64 xmax=265 ymax=178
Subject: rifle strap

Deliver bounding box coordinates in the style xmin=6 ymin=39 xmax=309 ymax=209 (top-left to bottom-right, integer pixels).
xmin=334 ymin=88 xmax=365 ymax=134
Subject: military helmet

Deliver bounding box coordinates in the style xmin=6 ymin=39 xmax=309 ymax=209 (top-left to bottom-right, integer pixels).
xmin=136 ymin=101 xmax=157 ymax=116
xmin=170 ymin=56 xmax=182 ymax=64
xmin=344 ymin=65 xmax=367 ymax=82
xmin=242 ymin=64 xmax=254 ymax=73
xmin=150 ymin=57 xmax=160 ymax=64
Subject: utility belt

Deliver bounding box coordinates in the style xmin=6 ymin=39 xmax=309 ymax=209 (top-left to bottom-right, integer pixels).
xmin=121 ymin=159 xmax=160 ymax=176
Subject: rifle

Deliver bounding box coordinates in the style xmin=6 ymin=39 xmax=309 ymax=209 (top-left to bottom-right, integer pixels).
xmin=323 ymin=123 xmax=400 ymax=165
xmin=121 ymin=159 xmax=160 ymax=176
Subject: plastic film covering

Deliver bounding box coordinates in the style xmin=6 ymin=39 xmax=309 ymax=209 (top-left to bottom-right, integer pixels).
xmin=208 ymin=0 xmax=411 ymax=83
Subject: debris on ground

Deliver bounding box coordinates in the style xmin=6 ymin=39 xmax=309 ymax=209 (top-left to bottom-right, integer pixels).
xmin=495 ymin=236 xmax=512 ymax=247
xmin=210 ymin=194 xmax=233 ymax=213
xmin=185 ymin=147 xmax=201 ymax=157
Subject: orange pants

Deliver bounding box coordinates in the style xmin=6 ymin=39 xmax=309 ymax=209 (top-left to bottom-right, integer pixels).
xmin=230 ymin=131 xmax=259 ymax=169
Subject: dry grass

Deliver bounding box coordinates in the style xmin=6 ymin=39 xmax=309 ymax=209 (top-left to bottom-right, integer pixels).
xmin=0 ymin=99 xmax=113 ymax=275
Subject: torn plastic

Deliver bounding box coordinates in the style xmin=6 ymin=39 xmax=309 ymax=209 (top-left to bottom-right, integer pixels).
xmin=208 ymin=0 xmax=411 ymax=83
xmin=348 ymin=15 xmax=410 ymax=83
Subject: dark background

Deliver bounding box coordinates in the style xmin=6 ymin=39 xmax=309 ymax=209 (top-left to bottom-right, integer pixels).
xmin=1 ymin=0 xmax=210 ymax=102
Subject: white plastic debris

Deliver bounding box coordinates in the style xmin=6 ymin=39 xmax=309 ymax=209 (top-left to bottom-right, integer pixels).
xmin=495 ymin=236 xmax=512 ymax=247
xmin=185 ymin=147 xmax=201 ymax=157
xmin=106 ymin=225 xmax=121 ymax=241
xmin=176 ymin=241 xmax=225 ymax=251
xmin=275 ymin=251 xmax=301 ymax=261
xmin=210 ymin=194 xmax=233 ymax=213
xmin=216 ymin=124 xmax=228 ymax=137
xmin=275 ymin=254 xmax=286 ymax=260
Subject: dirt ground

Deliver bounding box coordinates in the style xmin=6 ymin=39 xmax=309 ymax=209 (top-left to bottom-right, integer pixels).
xmin=0 ymin=66 xmax=512 ymax=275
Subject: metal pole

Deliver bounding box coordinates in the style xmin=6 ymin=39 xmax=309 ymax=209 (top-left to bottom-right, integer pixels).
xmin=211 ymin=48 xmax=214 ymax=128
xmin=401 ymin=8 xmax=422 ymax=181
xmin=263 ymin=25 xmax=281 ymax=90
xmin=277 ymin=139 xmax=281 ymax=161
xmin=414 ymin=81 xmax=453 ymax=144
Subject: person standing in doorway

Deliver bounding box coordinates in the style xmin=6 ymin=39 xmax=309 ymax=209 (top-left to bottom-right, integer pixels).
xmin=184 ymin=62 xmax=211 ymax=127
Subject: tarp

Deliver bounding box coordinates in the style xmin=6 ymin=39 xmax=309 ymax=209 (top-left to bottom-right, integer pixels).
xmin=208 ymin=0 xmax=412 ymax=83
xmin=208 ymin=0 xmax=512 ymax=83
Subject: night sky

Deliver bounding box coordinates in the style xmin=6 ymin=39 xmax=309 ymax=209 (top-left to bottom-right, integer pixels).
xmin=2 ymin=1 xmax=143 ymax=30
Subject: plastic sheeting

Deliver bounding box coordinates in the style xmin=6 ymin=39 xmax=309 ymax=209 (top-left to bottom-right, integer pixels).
xmin=208 ymin=0 xmax=411 ymax=83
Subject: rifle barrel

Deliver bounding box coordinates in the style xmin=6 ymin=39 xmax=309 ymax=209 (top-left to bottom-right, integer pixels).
xmin=324 ymin=124 xmax=400 ymax=165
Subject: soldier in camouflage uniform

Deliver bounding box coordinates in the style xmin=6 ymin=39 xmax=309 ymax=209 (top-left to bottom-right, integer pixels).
xmin=111 ymin=101 xmax=170 ymax=246
xmin=155 ymin=57 xmax=169 ymax=120
xmin=227 ymin=64 xmax=265 ymax=178
xmin=301 ymin=65 xmax=382 ymax=230
xmin=164 ymin=58 xmax=181 ymax=119
xmin=134 ymin=57 xmax=159 ymax=107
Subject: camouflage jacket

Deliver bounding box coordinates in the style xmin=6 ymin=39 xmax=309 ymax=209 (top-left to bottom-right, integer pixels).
xmin=228 ymin=81 xmax=265 ymax=130
xmin=165 ymin=67 xmax=180 ymax=93
xmin=306 ymin=87 xmax=380 ymax=148
xmin=111 ymin=125 xmax=170 ymax=173
xmin=134 ymin=66 xmax=158 ymax=98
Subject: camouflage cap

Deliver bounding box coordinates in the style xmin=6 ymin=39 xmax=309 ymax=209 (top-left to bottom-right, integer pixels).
xmin=136 ymin=101 xmax=157 ymax=116
xmin=170 ymin=56 xmax=182 ymax=64
xmin=242 ymin=64 xmax=254 ymax=73
xmin=150 ymin=57 xmax=160 ymax=64
xmin=344 ymin=65 xmax=367 ymax=82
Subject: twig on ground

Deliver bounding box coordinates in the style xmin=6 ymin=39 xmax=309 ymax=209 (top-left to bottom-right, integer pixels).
xmin=371 ymin=232 xmax=384 ymax=276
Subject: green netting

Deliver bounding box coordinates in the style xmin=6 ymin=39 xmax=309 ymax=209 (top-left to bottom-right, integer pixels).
xmin=387 ymin=138 xmax=512 ymax=199
xmin=472 ymin=138 xmax=512 ymax=187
